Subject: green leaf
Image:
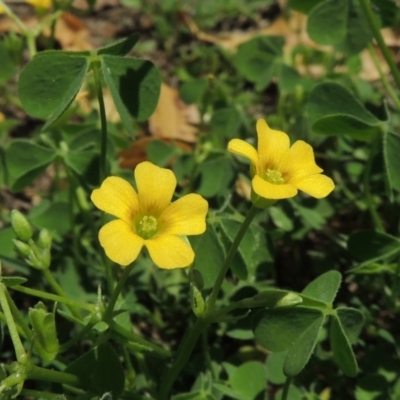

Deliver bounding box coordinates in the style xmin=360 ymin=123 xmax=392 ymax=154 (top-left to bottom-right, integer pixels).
xmin=288 ymin=0 xmax=323 ymax=13
xmin=307 ymin=0 xmax=348 ymax=45
xmin=97 ymin=33 xmax=140 ymax=56
xmin=209 ymin=107 xmax=241 ymax=139
xmin=146 ymin=140 xmax=178 ymax=167
xmin=278 ymin=64 xmax=304 ymax=92
xmin=265 ymin=352 xmax=287 ymax=384
xmin=180 ymin=78 xmax=208 ymax=104
xmin=252 ymin=306 xmax=324 ymax=352
xmin=0 ymin=40 xmax=16 ymax=83
xmin=307 ymin=82 xmax=384 ymax=140
xmin=230 ymin=361 xmax=266 ymax=400
xmin=5 ymin=140 xmax=56 ymax=191
xmin=190 ymin=225 xmax=224 ymax=289
xmin=383 ymin=131 xmax=400 ymax=194
xmin=29 ymin=201 xmax=71 ymax=237
xmin=336 ymin=307 xmax=364 ymax=344
xmin=197 ymin=156 xmax=234 ymax=197
xmin=347 ymin=231 xmax=400 ymax=262
xmin=64 ymin=149 xmax=99 ymax=177
xmin=29 ymin=302 xmax=59 ymax=361
xmin=330 ymin=313 xmax=358 ymax=377
xmin=101 ymin=55 xmax=161 ymax=135
xmin=19 ymin=53 xmax=89 ymax=129
xmin=371 ymin=0 xmax=400 ymax=28
xmin=220 ymin=218 xmax=273 ymax=279
xmin=283 ymin=312 xmax=325 ymax=376
xmin=65 ymin=342 xmax=124 ymax=397
xmin=1 ymin=277 xmax=27 ymax=287
xmin=307 ymin=0 xmax=372 ymax=55
xmin=234 ymin=36 xmax=284 ymax=91
xmin=301 ymin=270 xmax=342 ymax=304
xmin=269 ymin=206 xmax=294 ymax=231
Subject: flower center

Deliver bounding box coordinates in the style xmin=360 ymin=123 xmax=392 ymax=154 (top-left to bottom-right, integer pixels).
xmin=136 ymin=215 xmax=158 ymax=239
xmin=263 ymin=169 xmax=285 ymax=185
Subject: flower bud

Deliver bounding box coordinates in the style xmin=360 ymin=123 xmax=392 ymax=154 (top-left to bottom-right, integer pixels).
xmin=10 ymin=210 xmax=33 ymax=241
xmin=190 ymin=283 xmax=206 ymax=317
xmin=13 ymin=239 xmax=32 ymax=257
xmin=37 ymin=229 xmax=52 ymax=250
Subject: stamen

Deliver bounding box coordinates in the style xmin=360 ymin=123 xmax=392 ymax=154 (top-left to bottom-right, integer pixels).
xmin=137 ymin=215 xmax=158 ymax=239
xmin=264 ymin=169 xmax=285 ymax=185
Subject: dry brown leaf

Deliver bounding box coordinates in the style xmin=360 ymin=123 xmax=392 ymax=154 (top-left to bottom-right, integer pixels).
xmin=148 ymin=83 xmax=200 ymax=143
xmin=359 ymin=48 xmax=390 ymax=81
xmin=54 ymin=12 xmax=93 ymax=51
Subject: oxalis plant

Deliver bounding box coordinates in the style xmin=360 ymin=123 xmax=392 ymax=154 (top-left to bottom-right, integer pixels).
xmin=1 ymin=0 xmax=400 ymax=399
xmin=0 ymin=30 xmax=363 ymax=398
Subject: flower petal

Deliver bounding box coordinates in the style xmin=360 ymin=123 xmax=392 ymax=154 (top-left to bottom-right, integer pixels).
xmin=135 ymin=161 xmax=176 ymax=216
xmin=290 ymin=174 xmax=335 ymax=198
xmin=228 ymin=139 xmax=258 ymax=166
xmin=160 ymin=194 xmax=208 ymax=236
xmin=256 ymin=119 xmax=290 ymax=170
xmin=252 ymin=174 xmax=297 ymax=200
xmin=99 ymin=220 xmax=144 ymax=266
xmin=145 ymin=235 xmax=194 ymax=269
xmin=91 ymin=176 xmax=138 ymax=223
xmin=282 ymin=140 xmax=323 ymax=179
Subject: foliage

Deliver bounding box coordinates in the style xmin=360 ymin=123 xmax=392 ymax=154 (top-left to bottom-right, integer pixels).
xmin=0 ymin=0 xmax=400 ymax=399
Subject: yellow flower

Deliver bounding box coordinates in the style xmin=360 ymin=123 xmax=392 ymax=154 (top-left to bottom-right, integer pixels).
xmin=228 ymin=119 xmax=334 ymax=206
xmin=91 ymin=161 xmax=208 ymax=269
xmin=0 ymin=5 xmax=4 ymax=13
xmin=26 ymin=0 xmax=52 ymax=10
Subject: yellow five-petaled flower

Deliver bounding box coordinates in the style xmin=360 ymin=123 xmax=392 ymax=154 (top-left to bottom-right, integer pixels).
xmin=228 ymin=119 xmax=334 ymax=206
xmin=91 ymin=162 xmax=208 ymax=269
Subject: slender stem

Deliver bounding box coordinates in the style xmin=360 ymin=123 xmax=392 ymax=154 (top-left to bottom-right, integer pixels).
xmin=0 ymin=311 xmax=27 ymax=338
xmin=4 ymin=289 xmax=32 ymax=339
xmin=103 ymin=263 xmax=134 ymax=322
xmin=12 ymin=285 xmax=96 ymax=313
xmin=281 ymin=376 xmax=292 ymax=400
xmin=110 ymin=321 xmax=171 ymax=358
xmin=158 ymin=318 xmax=208 ymax=400
xmin=0 ymin=284 xmax=27 ymax=362
xmin=0 ymin=0 xmax=28 ymax=33
xmin=158 ymin=205 xmax=259 ymax=399
xmin=363 ymin=138 xmax=385 ymax=232
xmin=28 ymin=365 xmax=79 ymax=385
xmin=358 ymin=0 xmax=400 ymax=92
xmin=92 ymin=59 xmax=108 ymax=182
xmin=367 ymin=43 xmax=400 ymax=113
xmin=207 ymin=205 xmax=258 ymax=311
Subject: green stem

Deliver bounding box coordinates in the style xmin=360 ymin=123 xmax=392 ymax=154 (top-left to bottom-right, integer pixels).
xmin=207 ymin=205 xmax=258 ymax=311
xmin=12 ymin=285 xmax=96 ymax=313
xmin=281 ymin=376 xmax=292 ymax=400
xmin=103 ymin=263 xmax=134 ymax=322
xmin=158 ymin=318 xmax=208 ymax=400
xmin=40 ymin=259 xmax=82 ymax=320
xmin=110 ymin=321 xmax=171 ymax=358
xmin=28 ymin=365 xmax=79 ymax=385
xmin=158 ymin=205 xmax=259 ymax=399
xmin=0 ymin=284 xmax=27 ymax=362
xmin=367 ymin=43 xmax=400 ymax=113
xmin=92 ymin=59 xmax=108 ymax=182
xmin=363 ymin=138 xmax=385 ymax=232
xmin=358 ymin=0 xmax=400 ymax=92
xmin=4 ymin=289 xmax=32 ymax=340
